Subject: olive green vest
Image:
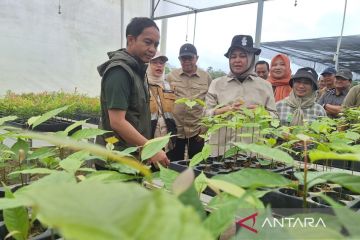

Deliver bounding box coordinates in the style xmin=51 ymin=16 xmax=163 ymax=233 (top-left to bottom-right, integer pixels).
xmin=98 ymin=50 xmax=151 ymax=151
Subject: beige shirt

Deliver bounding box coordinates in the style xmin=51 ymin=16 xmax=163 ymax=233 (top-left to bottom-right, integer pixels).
xmin=343 ymin=85 xmax=360 ymax=108
xmin=205 ymin=74 xmax=277 ymax=156
xmin=167 ymin=67 xmax=212 ymax=138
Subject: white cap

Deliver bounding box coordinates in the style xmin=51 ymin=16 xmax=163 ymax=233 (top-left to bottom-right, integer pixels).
xmin=151 ymin=51 xmax=168 ymax=62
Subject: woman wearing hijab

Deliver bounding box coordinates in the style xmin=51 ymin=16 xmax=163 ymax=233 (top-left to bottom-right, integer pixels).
xmin=147 ymin=52 xmax=176 ymax=151
xmin=276 ymin=67 xmax=326 ymax=126
xmin=268 ymin=54 xmax=292 ymax=102
xmin=205 ymin=35 xmax=277 ymax=156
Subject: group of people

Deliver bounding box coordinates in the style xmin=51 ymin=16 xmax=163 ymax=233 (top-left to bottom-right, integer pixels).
xmin=96 ymin=17 xmax=358 ymax=168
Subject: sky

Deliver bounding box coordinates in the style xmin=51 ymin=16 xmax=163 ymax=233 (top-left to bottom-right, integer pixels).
xmin=155 ymin=0 xmax=360 ymax=74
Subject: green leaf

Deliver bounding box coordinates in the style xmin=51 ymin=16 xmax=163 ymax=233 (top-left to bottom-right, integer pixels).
xmin=223 ymin=146 xmax=238 ymax=158
xmin=119 ymin=147 xmax=139 ymax=156
xmin=0 ymin=116 xmax=18 ymax=125
xmin=0 ymin=198 xmax=27 ymax=210
xmin=27 ymin=171 xmax=76 ymax=187
xmin=333 ymin=206 xmax=360 ymax=237
xmin=190 ymin=144 xmax=211 ymax=167
xmin=189 ymin=152 xmax=204 ymax=167
xmin=9 ymin=130 xmax=150 ymax=177
xmin=109 ymin=162 xmax=139 ymax=175
xmin=309 ymin=150 xmax=360 ymax=163
xmin=17 ymin=181 xmax=213 ymax=240
xmin=233 ymin=143 xmax=294 ymax=165
xmin=11 ymin=138 xmax=30 ymax=161
xmin=204 ymin=195 xmax=258 ymax=238
xmin=178 ymin=184 xmax=206 ymax=220
xmin=257 ymin=158 xmax=272 ymax=165
xmin=195 ymin=99 xmax=205 ymax=107
xmin=174 ymin=98 xmax=188 ymax=104
xmin=201 ymin=144 xmax=211 ymax=161
xmin=71 ymin=128 xmax=110 ymax=140
xmin=63 ymin=120 xmax=87 ymax=135
xmin=3 ymin=187 xmax=29 ymax=240
xmin=0 ymin=143 xmax=14 ymax=161
xmin=314 ymin=172 xmax=360 ymax=194
xmin=29 ymin=105 xmax=69 ymax=129
xmin=77 ymin=167 xmax=96 ymax=172
xmin=159 ymin=165 xmax=179 ymax=190
xmin=345 ymin=131 xmax=360 ymax=141
xmin=27 ymin=147 xmax=57 ymax=160
xmin=206 ymin=178 xmax=246 ymax=198
xmin=194 ymin=171 xmax=208 ymax=194
xmin=59 ymin=151 xmax=90 ymax=174
xmin=214 ymin=168 xmax=292 ymax=188
xmin=141 ymin=134 xmax=171 ymax=161
xmin=84 ymin=171 xmax=140 ymax=183
xmin=8 ymin=168 xmax=56 ymax=176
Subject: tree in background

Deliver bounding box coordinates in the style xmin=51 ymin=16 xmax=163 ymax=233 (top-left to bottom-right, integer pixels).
xmin=206 ymin=67 xmax=226 ymax=79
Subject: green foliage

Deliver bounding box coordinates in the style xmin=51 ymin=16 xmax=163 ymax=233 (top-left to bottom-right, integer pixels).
xmin=141 ymin=134 xmax=171 ymax=161
xmin=70 ymin=128 xmax=110 ymax=141
xmin=206 ymin=67 xmax=226 ymax=79
xmin=233 ymin=143 xmax=294 ymax=166
xmin=175 ymin=98 xmax=204 ymax=109
xmin=0 ymin=91 xmax=100 ymax=120
xmin=190 ymin=144 xmax=211 ymax=167
xmin=214 ymin=168 xmax=292 ymax=188
xmin=0 ymin=116 xmax=18 ymax=125
xmin=3 ymin=186 xmax=29 ymax=240
xmin=159 ymin=165 xmax=179 ymax=190
xmin=28 ymin=105 xmax=69 ymax=129
xmin=14 ymin=181 xmax=213 ymax=240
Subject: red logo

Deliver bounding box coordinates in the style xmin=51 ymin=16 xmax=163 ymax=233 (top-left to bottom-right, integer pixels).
xmin=236 ymin=212 xmax=258 ymax=233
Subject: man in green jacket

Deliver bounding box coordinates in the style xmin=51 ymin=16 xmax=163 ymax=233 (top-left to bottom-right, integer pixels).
xmin=97 ymin=17 xmax=170 ymax=168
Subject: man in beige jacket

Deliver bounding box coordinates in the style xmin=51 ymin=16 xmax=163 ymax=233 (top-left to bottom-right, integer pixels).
xmin=167 ymin=43 xmax=212 ymax=161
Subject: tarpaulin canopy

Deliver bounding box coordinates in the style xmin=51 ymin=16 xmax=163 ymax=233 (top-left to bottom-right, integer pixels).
xmin=261 ymin=35 xmax=360 ymax=76
xmin=151 ymin=0 xmax=264 ymax=19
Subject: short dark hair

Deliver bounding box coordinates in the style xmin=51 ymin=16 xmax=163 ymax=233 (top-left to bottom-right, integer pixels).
xmin=126 ymin=17 xmax=159 ymax=38
xmin=255 ymin=60 xmax=269 ymax=71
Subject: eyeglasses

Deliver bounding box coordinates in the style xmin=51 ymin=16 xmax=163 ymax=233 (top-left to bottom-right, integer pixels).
xmin=150 ymin=60 xmax=166 ymax=65
xmin=179 ymin=55 xmax=194 ymax=61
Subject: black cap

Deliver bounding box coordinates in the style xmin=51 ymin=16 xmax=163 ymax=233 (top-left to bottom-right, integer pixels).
xmin=179 ymin=43 xmax=197 ymax=57
xmin=335 ymin=69 xmax=352 ymax=81
xmin=321 ymin=67 xmax=336 ymax=75
xmin=290 ymin=67 xmax=319 ymax=90
xmin=224 ymin=35 xmax=261 ymax=58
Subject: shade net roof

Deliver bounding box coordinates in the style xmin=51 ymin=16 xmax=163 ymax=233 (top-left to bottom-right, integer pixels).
xmin=260 ymin=35 xmax=360 ymax=75
xmin=152 ymin=0 xmax=259 ymax=19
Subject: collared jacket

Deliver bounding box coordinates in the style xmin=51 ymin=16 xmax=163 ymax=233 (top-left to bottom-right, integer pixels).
xmin=167 ymin=67 xmax=212 ymax=138
xmin=205 ymin=74 xmax=277 ymax=156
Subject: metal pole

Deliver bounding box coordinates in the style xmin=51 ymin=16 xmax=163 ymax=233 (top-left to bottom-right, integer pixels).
xmin=120 ymin=0 xmax=124 ymax=48
xmin=160 ymin=18 xmax=168 ymax=55
xmin=334 ymin=0 xmax=347 ymax=70
xmin=193 ymin=12 xmax=197 ymax=45
xmin=150 ymin=0 xmax=155 ymax=19
xmin=254 ymin=0 xmax=264 ymax=62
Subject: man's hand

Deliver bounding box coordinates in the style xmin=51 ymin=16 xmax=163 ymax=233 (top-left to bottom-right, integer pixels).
xmin=148 ymin=150 xmax=170 ymax=168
